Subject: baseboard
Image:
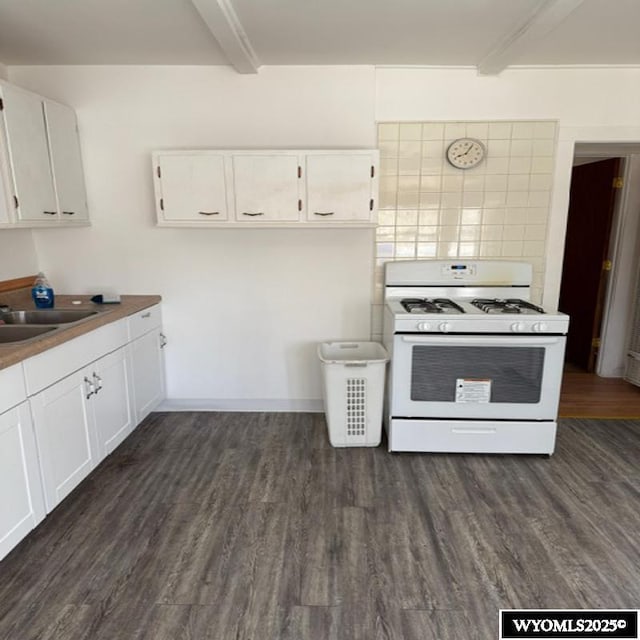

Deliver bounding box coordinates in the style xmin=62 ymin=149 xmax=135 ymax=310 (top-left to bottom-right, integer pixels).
xmin=157 ymin=398 xmax=324 ymax=413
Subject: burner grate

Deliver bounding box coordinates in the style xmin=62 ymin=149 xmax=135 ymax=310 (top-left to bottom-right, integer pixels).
xmin=471 ymin=298 xmax=545 ymax=314
xmin=401 ymin=298 xmax=465 ymax=314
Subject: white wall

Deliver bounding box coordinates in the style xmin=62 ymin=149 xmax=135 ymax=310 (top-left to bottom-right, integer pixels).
xmin=375 ymin=66 xmax=640 ymax=308
xmin=8 ymin=65 xmax=377 ymax=409
xmin=0 ymin=231 xmax=38 ymax=281
xmin=0 ymin=64 xmax=7 ymax=80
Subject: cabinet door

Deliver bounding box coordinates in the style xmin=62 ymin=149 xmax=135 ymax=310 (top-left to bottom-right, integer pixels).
xmin=232 ymin=154 xmax=301 ymax=222
xmin=156 ymin=153 xmax=229 ymax=222
xmin=43 ymin=99 xmax=89 ymax=222
xmin=130 ymin=328 xmax=165 ymax=424
xmin=0 ymin=402 xmax=45 ymax=561
xmin=92 ymin=347 xmax=133 ymax=460
xmin=31 ymin=369 xmax=98 ymax=512
xmin=306 ymin=153 xmax=375 ymax=222
xmin=0 ymin=84 xmax=57 ymax=221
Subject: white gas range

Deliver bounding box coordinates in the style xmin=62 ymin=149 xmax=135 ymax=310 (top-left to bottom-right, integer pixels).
xmin=382 ymin=260 xmax=569 ymax=454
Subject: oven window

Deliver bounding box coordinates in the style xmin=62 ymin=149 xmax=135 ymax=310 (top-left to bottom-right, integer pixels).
xmin=410 ymin=346 xmax=545 ymax=403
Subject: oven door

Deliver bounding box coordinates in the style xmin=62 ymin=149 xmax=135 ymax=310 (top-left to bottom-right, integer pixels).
xmin=390 ymin=333 xmax=566 ymax=420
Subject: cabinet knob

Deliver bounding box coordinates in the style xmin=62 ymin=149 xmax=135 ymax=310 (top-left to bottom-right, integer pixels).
xmin=93 ymin=373 xmax=103 ymax=393
xmin=314 ymin=212 xmax=335 ymax=217
xmin=84 ymin=376 xmax=95 ymax=399
xmin=62 ymin=211 xmax=75 ymax=215
xmin=198 ymin=211 xmax=220 ymax=216
xmin=160 ymin=333 xmax=167 ymax=348
xmin=43 ymin=211 xmax=57 ymax=215
xmin=242 ymin=212 xmax=264 ymax=217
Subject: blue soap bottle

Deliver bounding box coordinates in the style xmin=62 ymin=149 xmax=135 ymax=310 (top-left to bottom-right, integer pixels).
xmin=32 ymin=272 xmax=55 ymax=309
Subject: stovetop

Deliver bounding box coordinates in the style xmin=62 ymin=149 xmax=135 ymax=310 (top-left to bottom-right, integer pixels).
xmin=401 ymin=297 xmax=545 ymax=315
xmin=386 ymin=296 xmax=569 ymax=334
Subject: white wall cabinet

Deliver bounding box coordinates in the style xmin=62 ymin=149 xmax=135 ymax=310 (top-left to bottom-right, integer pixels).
xmin=232 ymin=153 xmax=302 ymax=222
xmin=128 ymin=305 xmax=166 ymax=424
xmin=156 ymin=153 xmax=229 ymax=223
xmin=0 ymin=402 xmax=45 ymax=561
xmin=0 ymin=81 xmax=89 ymax=227
xmin=305 ymin=153 xmax=377 ymax=222
xmin=152 ymin=149 xmax=378 ymax=227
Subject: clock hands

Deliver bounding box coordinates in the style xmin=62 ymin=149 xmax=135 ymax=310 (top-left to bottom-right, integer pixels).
xmin=455 ymin=142 xmax=476 ymax=159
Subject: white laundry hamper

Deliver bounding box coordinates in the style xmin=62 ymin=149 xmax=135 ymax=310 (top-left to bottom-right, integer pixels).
xmin=318 ymin=341 xmax=389 ymax=447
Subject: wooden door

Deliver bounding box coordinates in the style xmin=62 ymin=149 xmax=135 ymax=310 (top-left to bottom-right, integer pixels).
xmin=559 ymin=158 xmax=621 ymax=371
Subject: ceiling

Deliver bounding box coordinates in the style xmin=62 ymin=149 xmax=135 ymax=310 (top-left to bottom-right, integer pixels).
xmin=0 ymin=0 xmax=639 ymax=74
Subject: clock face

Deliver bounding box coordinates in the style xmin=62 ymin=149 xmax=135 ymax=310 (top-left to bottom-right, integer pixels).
xmin=446 ymin=138 xmax=486 ymax=169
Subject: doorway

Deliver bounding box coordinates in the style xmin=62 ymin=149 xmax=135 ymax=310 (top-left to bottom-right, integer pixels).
xmin=558 ymin=158 xmax=621 ymax=372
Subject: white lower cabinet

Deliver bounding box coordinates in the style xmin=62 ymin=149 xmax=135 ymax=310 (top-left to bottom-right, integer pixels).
xmin=30 ymin=367 xmax=99 ymax=513
xmin=1 ymin=305 xmax=165 ymax=558
xmin=0 ymin=402 xmax=45 ymax=561
xmin=130 ymin=328 xmax=165 ymax=424
xmin=31 ymin=346 xmax=134 ymax=513
xmin=92 ymin=347 xmax=134 ymax=460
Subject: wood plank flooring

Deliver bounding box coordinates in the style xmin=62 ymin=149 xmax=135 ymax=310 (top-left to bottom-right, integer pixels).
xmin=559 ymin=370 xmax=640 ymax=418
xmin=1 ymin=412 xmax=639 ymax=639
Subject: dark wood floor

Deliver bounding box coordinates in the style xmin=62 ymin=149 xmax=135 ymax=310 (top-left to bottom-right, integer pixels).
xmin=559 ymin=369 xmax=640 ymax=418
xmin=1 ymin=412 xmax=639 ymax=640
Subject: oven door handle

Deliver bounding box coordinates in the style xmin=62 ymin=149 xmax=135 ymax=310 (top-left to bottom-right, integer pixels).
xmin=400 ymin=335 xmax=562 ymax=347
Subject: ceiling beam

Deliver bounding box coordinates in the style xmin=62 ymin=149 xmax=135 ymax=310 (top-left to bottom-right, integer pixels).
xmin=477 ymin=0 xmax=585 ymax=75
xmin=191 ymin=0 xmax=260 ymax=74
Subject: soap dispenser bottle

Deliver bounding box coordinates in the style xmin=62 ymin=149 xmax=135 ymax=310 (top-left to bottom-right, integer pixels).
xmin=32 ymin=272 xmax=55 ymax=309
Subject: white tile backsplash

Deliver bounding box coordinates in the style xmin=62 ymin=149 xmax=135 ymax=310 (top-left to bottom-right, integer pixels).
xmin=373 ymin=120 xmax=557 ymax=333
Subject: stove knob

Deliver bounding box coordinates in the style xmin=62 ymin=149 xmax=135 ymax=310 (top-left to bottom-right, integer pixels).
xmin=511 ymin=322 xmax=526 ymax=333
xmin=417 ymin=322 xmax=431 ymax=331
xmin=532 ymin=322 xmax=548 ymax=333
xmin=439 ymin=322 xmax=452 ymax=333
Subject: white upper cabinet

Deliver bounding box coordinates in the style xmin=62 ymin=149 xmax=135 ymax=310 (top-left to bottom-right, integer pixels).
xmin=43 ymin=99 xmax=89 ymax=222
xmin=152 ymin=149 xmax=378 ymax=227
xmin=305 ymin=152 xmax=377 ymax=222
xmin=232 ymin=154 xmax=301 ymax=222
xmin=0 ymin=83 xmax=58 ymax=222
xmin=0 ymin=81 xmax=89 ymax=227
xmin=155 ymin=153 xmax=229 ymax=224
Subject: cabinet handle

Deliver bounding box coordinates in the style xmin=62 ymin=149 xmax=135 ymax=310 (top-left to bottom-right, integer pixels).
xmin=62 ymin=211 xmax=75 ymax=215
xmin=314 ymin=211 xmax=335 ymax=217
xmin=93 ymin=373 xmax=103 ymax=393
xmin=160 ymin=333 xmax=167 ymax=348
xmin=141 ymin=312 xmax=151 ymax=318
xmin=84 ymin=376 xmax=95 ymax=399
xmin=43 ymin=211 xmax=57 ymax=215
xmin=242 ymin=212 xmax=264 ymax=217
xmin=198 ymin=211 xmax=220 ymax=216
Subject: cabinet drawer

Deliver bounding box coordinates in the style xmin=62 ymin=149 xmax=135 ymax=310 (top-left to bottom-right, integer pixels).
xmin=23 ymin=318 xmax=128 ymax=395
xmin=0 ymin=363 xmax=27 ymax=415
xmin=128 ymin=304 xmax=162 ymax=342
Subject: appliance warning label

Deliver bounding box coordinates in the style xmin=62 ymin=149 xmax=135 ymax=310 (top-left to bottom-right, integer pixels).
xmin=455 ymin=378 xmax=492 ymax=403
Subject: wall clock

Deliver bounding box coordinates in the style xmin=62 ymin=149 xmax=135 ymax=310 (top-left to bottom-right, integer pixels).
xmin=446 ymin=138 xmax=486 ymax=169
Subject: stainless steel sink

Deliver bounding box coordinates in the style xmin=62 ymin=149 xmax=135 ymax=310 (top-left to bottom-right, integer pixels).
xmin=0 ymin=309 xmax=98 ymax=325
xmin=0 ymin=325 xmax=58 ymax=343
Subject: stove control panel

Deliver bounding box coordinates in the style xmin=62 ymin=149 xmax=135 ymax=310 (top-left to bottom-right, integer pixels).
xmin=402 ymin=315 xmax=568 ymax=335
